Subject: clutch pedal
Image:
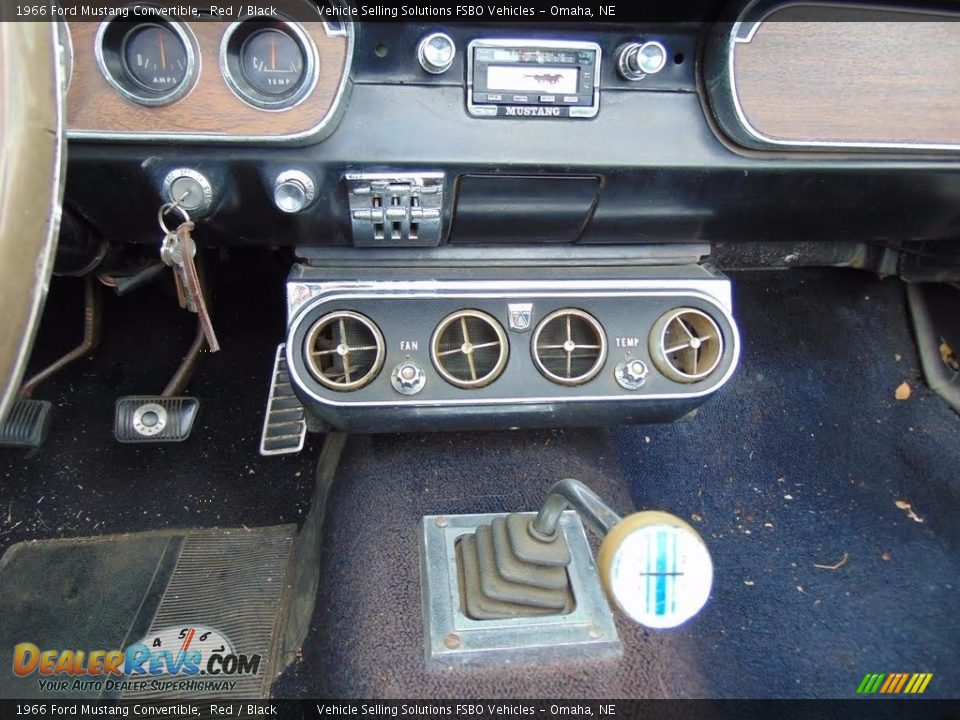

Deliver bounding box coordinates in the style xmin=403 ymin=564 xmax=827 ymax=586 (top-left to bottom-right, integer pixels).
xmin=0 ymin=399 xmax=52 ymax=448
xmin=260 ymin=344 xmax=307 ymax=456
xmin=114 ymin=396 xmax=199 ymax=443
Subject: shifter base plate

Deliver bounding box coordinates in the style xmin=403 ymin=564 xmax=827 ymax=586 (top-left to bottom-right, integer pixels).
xmin=420 ymin=510 xmax=621 ymax=666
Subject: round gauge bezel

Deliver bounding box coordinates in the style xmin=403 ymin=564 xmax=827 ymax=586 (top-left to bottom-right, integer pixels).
xmin=219 ymin=19 xmax=318 ymax=112
xmin=95 ymin=13 xmax=199 ymax=107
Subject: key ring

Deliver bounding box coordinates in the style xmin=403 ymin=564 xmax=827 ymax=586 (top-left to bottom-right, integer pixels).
xmin=158 ymin=194 xmax=191 ymax=236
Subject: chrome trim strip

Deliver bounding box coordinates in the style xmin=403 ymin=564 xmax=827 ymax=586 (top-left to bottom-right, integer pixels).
xmin=259 ymin=344 xmax=307 ymax=456
xmin=284 ymin=284 xmax=741 ymax=409
xmin=70 ymin=20 xmax=353 ymax=144
xmin=59 ymin=20 xmax=75 ymax=92
xmin=726 ymin=0 xmax=960 ymax=151
xmin=94 ymin=15 xmax=200 ymax=108
xmin=219 ymin=19 xmax=319 ymax=112
xmin=287 ymin=277 xmax=734 ymax=318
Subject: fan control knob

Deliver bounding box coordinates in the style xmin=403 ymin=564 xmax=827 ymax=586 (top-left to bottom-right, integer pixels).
xmin=391 ymin=361 xmax=426 ymax=395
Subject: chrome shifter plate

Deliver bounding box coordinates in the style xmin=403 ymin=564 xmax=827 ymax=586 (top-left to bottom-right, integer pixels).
xmin=420 ymin=510 xmax=621 ymax=666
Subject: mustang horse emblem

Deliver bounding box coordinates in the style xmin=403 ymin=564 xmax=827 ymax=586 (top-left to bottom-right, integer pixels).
xmin=523 ymin=73 xmax=564 ymax=85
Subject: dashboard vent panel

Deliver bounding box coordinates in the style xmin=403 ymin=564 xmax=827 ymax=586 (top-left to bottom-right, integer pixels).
xmin=649 ymin=308 xmax=724 ymax=383
xmin=532 ymin=309 xmax=607 ymax=386
xmin=304 ymin=311 xmax=385 ymax=392
xmin=431 ymin=310 xmax=509 ymax=389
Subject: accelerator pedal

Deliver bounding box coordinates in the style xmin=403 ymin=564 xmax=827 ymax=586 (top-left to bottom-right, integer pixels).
xmin=0 ymin=398 xmax=52 ymax=448
xmin=260 ymin=344 xmax=307 ymax=456
xmin=115 ymin=396 xmax=199 ymax=443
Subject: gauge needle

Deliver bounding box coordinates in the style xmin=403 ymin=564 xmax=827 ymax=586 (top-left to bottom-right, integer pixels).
xmin=270 ymin=34 xmax=276 ymax=70
xmin=158 ymin=27 xmax=167 ymax=70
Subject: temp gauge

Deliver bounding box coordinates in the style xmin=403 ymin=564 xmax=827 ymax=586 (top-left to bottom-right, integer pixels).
xmin=221 ymin=20 xmax=317 ymax=111
xmin=96 ymin=16 xmax=197 ymax=106
xmin=240 ymin=28 xmax=304 ymax=96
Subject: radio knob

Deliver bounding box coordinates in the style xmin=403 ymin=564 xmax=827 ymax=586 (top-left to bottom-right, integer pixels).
xmin=418 ymin=32 xmax=456 ymax=75
xmin=273 ymin=170 xmax=315 ymax=214
xmin=617 ymin=41 xmax=667 ymax=80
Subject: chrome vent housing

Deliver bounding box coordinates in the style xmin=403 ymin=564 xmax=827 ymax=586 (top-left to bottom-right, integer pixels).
xmin=431 ymin=310 xmax=509 ymax=389
xmin=649 ymin=308 xmax=724 ymax=383
xmin=303 ymin=311 xmax=385 ymax=391
xmin=532 ymin=309 xmax=607 ymax=386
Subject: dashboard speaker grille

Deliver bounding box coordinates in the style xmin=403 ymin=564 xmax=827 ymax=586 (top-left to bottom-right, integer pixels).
xmin=304 ymin=311 xmax=385 ymax=391
xmin=431 ymin=310 xmax=509 ymax=389
xmin=649 ymin=308 xmax=724 ymax=383
xmin=532 ymin=309 xmax=607 ymax=386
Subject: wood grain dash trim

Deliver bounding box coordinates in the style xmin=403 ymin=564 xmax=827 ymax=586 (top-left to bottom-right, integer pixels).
xmin=66 ymin=19 xmax=349 ymax=141
xmin=729 ymin=4 xmax=960 ymax=149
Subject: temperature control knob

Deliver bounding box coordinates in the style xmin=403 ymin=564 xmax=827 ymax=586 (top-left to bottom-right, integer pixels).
xmin=617 ymin=41 xmax=668 ymax=80
xmin=273 ymin=170 xmax=316 ymax=214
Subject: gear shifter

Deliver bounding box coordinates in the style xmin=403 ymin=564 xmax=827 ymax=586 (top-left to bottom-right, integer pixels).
xmin=531 ymin=478 xmax=714 ymax=629
xmin=422 ymin=477 xmax=714 ymax=664
xmin=453 ymin=478 xmax=713 ymax=629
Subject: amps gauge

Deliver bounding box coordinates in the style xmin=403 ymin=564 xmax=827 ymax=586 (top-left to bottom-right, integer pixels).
xmin=466 ymin=39 xmax=601 ymax=119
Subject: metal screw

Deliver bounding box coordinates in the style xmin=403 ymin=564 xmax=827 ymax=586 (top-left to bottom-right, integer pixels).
xmin=588 ymin=625 xmax=602 ymax=639
xmin=435 ymin=516 xmax=449 ymax=528
xmin=443 ymin=633 xmax=461 ymax=650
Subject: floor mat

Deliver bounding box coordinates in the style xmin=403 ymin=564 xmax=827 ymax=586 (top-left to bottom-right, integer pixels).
xmin=0 ymin=524 xmax=296 ymax=700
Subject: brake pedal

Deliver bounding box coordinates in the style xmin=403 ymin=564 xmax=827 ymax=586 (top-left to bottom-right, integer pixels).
xmin=260 ymin=344 xmax=307 ymax=456
xmin=114 ymin=396 xmax=199 ymax=443
xmin=0 ymin=399 xmax=52 ymax=448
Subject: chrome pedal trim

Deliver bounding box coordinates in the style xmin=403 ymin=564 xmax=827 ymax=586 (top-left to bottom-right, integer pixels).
xmin=260 ymin=344 xmax=307 ymax=456
xmin=421 ymin=511 xmax=621 ymax=665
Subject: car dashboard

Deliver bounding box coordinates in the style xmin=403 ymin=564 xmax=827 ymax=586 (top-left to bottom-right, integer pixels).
xmin=55 ymin=0 xmax=960 ymax=440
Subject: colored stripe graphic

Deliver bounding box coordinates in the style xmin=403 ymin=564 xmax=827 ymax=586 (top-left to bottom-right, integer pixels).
xmin=857 ymin=673 xmax=932 ymax=694
xmin=655 ymin=531 xmax=667 ymax=616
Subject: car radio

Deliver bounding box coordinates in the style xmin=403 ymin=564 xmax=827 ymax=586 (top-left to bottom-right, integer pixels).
xmin=466 ymin=39 xmax=602 ymax=118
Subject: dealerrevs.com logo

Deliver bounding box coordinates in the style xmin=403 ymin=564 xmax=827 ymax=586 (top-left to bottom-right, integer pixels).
xmin=13 ymin=626 xmax=261 ymax=694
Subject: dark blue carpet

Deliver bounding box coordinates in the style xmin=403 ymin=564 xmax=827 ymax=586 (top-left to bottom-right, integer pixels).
xmin=612 ymin=269 xmax=960 ymax=697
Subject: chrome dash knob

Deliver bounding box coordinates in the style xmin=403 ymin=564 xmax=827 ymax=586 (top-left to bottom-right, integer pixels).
xmin=273 ymin=170 xmax=316 ymax=214
xmin=617 ymin=41 xmax=667 ymax=80
xmin=418 ymin=33 xmax=456 ymax=75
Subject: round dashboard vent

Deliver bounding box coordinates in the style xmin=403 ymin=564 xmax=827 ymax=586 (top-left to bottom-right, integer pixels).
xmin=649 ymin=308 xmax=724 ymax=383
xmin=303 ymin=311 xmax=385 ymax=392
xmin=431 ymin=310 xmax=509 ymax=389
xmin=532 ymin=309 xmax=607 ymax=386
